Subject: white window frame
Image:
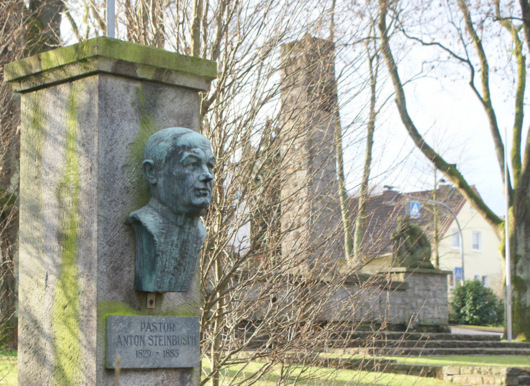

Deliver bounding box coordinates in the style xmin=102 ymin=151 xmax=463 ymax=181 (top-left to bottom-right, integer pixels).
xmin=448 ymin=273 xmax=454 ymax=288
xmin=451 ymin=229 xmax=460 ymax=249
xmin=472 ymin=230 xmax=481 ymax=252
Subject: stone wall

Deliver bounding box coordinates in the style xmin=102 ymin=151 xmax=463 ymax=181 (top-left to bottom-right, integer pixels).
xmin=246 ymin=268 xmax=450 ymax=329
xmin=443 ymin=366 xmax=530 ymax=385
xmin=384 ymin=268 xmax=449 ymax=327
xmin=325 ymin=268 xmax=450 ymax=328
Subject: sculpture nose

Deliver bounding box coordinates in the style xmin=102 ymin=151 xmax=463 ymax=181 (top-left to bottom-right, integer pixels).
xmin=199 ymin=172 xmax=213 ymax=183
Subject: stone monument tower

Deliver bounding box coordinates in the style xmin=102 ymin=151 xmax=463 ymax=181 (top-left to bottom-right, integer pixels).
xmin=280 ymin=35 xmax=343 ymax=273
xmin=6 ymin=38 xmax=216 ymax=385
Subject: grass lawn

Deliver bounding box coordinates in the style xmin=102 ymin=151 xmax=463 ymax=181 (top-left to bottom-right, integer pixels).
xmin=0 ymin=351 xmax=452 ymax=386
xmin=389 ymin=355 xmax=530 ymax=368
xmin=3 ymin=350 xmax=528 ymax=385
xmin=201 ymin=360 xmax=453 ymax=385
xmin=324 ymin=352 xmax=530 ymax=368
xmin=0 ymin=350 xmax=16 ymax=385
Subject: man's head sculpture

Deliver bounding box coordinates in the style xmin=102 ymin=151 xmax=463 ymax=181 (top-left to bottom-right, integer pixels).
xmin=142 ymin=127 xmax=215 ymax=217
xmin=129 ymin=127 xmax=215 ymax=293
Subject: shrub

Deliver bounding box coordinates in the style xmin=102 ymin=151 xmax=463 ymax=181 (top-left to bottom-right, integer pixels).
xmin=450 ymin=280 xmax=504 ymax=326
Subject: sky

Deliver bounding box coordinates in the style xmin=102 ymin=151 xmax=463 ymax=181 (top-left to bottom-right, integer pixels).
xmin=59 ymin=1 xmax=526 ymax=218
xmin=338 ymin=35 xmax=525 ymax=218
xmin=405 ymin=76 xmax=508 ymax=215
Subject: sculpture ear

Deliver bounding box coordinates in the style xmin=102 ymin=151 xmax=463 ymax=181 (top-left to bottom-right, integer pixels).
xmin=142 ymin=160 xmax=157 ymax=185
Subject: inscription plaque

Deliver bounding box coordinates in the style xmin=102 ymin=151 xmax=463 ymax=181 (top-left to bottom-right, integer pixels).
xmin=106 ymin=315 xmax=199 ymax=369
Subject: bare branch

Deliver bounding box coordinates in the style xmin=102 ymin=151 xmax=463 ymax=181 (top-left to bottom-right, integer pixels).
xmin=457 ymin=0 xmax=507 ymax=192
xmin=377 ymin=0 xmax=502 ymax=229
xmin=494 ymin=0 xmax=526 ymax=190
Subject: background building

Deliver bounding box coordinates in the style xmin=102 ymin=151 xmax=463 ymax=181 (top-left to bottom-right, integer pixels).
xmin=355 ymin=186 xmax=503 ymax=296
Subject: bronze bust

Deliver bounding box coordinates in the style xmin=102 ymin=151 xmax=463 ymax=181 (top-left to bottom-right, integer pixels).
xmin=129 ymin=127 xmax=215 ymax=292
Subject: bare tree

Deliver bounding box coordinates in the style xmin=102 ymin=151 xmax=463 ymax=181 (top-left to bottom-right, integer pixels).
xmin=0 ymin=0 xmax=65 ymax=351
xmin=1 ymin=1 xmax=446 ymax=384
xmin=25 ymin=0 xmax=65 ymax=55
xmin=106 ymin=1 xmax=411 ymax=383
xmin=377 ymin=0 xmax=530 ymax=339
xmin=0 ymin=0 xmax=24 ymax=351
xmin=353 ymin=21 xmax=381 ymax=263
xmin=330 ymin=0 xmax=355 ymax=263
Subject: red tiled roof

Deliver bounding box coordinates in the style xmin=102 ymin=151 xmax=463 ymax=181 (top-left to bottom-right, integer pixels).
xmin=350 ymin=185 xmax=467 ymax=257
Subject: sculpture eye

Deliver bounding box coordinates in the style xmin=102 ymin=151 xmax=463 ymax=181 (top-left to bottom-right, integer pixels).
xmin=182 ymin=155 xmax=201 ymax=168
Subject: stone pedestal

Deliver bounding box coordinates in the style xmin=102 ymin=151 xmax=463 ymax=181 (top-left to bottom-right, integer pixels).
xmin=316 ymin=268 xmax=451 ymax=330
xmin=377 ymin=268 xmax=452 ymax=328
xmin=5 ymin=38 xmax=216 ymax=385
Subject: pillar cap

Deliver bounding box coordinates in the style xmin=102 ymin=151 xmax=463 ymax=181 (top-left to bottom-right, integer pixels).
xmin=5 ymin=37 xmax=217 ymax=93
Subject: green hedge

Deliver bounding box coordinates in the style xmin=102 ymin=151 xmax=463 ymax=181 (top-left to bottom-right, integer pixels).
xmin=450 ymin=280 xmax=504 ymax=326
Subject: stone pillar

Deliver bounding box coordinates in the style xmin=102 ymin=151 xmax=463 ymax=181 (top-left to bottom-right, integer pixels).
xmin=5 ymin=38 xmax=216 ymax=385
xmin=280 ymin=35 xmax=343 ymax=273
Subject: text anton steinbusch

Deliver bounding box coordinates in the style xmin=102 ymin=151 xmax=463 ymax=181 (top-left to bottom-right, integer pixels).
xmin=116 ymin=321 xmax=197 ymax=347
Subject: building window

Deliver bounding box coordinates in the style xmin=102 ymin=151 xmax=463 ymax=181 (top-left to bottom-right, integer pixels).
xmin=482 ymin=275 xmax=488 ymax=287
xmin=452 ymin=229 xmax=460 ymax=249
xmin=472 ymin=231 xmax=481 ymax=251
xmin=448 ymin=273 xmax=454 ymax=288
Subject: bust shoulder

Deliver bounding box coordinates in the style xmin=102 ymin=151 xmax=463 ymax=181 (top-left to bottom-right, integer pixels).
xmin=128 ymin=205 xmax=161 ymax=234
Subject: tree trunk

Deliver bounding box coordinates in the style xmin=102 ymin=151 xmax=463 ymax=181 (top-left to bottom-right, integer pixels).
xmin=26 ymin=0 xmax=64 ymax=55
xmin=432 ymin=170 xmax=440 ymax=269
xmin=513 ymin=220 xmax=530 ymax=339
xmin=513 ymin=174 xmax=530 ymax=339
xmin=330 ymin=0 xmax=355 ymax=263
xmin=191 ymin=0 xmax=203 ymax=57
xmin=353 ymin=36 xmax=378 ymax=262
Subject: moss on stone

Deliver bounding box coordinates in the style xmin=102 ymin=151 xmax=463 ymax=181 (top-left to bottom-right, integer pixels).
xmin=16 ymin=92 xmax=47 ymax=369
xmin=126 ymin=85 xmax=159 ymax=210
xmin=5 ymin=37 xmax=216 ymax=82
xmin=51 ymin=83 xmax=83 ymax=385
xmin=22 ymin=91 xmax=45 ymax=279
xmin=98 ymin=301 xmax=143 ymax=319
xmin=25 ymin=91 xmax=44 ymax=203
xmin=98 ymin=300 xmax=198 ymax=320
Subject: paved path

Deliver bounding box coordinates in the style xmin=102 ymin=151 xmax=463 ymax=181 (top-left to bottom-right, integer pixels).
xmin=451 ymin=325 xmax=503 ymax=337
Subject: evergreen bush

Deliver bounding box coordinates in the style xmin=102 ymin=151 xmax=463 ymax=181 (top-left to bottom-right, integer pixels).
xmin=450 ymin=280 xmax=504 ymax=326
